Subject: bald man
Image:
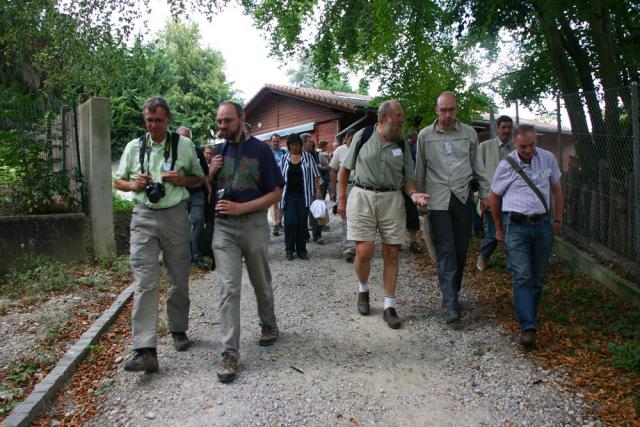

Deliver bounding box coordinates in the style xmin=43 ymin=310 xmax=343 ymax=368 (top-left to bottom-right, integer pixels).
xmin=415 ymin=91 xmax=490 ymax=324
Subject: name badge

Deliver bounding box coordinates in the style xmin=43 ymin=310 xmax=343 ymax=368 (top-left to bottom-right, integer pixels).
xmin=163 ymin=162 xmax=172 ymax=172
xmin=391 ymin=148 xmax=403 ymax=157
xmin=443 ymin=142 xmax=453 ymax=154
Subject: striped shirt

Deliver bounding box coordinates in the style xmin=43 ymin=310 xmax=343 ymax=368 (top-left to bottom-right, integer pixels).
xmin=491 ymin=148 xmax=561 ymax=215
xmin=278 ymin=151 xmax=320 ymax=208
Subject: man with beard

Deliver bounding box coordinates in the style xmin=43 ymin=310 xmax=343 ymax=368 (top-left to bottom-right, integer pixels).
xmin=207 ymin=101 xmax=284 ymax=383
xmin=415 ymin=91 xmax=490 ymax=324
xmin=337 ymin=100 xmax=429 ymax=329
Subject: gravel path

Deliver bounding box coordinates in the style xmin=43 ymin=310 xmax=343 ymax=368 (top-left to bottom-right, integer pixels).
xmin=90 ymin=217 xmax=599 ymax=426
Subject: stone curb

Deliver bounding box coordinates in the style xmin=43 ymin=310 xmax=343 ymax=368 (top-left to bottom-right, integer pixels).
xmin=553 ymin=236 xmax=640 ymax=307
xmin=1 ymin=285 xmax=134 ymax=427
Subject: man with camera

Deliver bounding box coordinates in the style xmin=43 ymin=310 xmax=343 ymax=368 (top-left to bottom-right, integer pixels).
xmin=115 ymin=96 xmax=205 ymax=373
xmin=208 ymin=101 xmax=284 ymax=383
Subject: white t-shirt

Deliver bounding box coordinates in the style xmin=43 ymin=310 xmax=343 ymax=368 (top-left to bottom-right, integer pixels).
xmin=329 ymin=144 xmax=351 ymax=180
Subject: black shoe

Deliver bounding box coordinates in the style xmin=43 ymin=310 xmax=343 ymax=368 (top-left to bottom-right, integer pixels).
xmin=171 ymin=332 xmax=191 ymax=352
xmin=217 ymin=352 xmax=238 ymax=383
xmin=124 ymin=348 xmax=159 ymax=373
xmin=445 ymin=310 xmax=461 ymax=324
xmin=192 ymin=259 xmax=209 ymax=271
xmin=272 ymin=225 xmax=280 ymax=236
xmin=298 ymin=253 xmax=309 ymax=260
xmin=357 ymin=291 xmax=370 ymax=315
xmin=345 ymin=251 xmax=355 ymax=263
xmin=259 ymin=325 xmax=279 ymax=346
xmin=519 ymin=330 xmax=537 ymax=348
xmin=383 ymin=307 xmax=402 ymax=329
xmin=286 ymin=252 xmax=294 ymax=261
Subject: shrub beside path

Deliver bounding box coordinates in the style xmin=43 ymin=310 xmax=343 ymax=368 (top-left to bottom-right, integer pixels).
xmin=61 ymin=220 xmax=597 ymax=426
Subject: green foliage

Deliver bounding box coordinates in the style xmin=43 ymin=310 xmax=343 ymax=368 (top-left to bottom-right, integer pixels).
xmin=287 ymin=61 xmax=358 ymax=93
xmin=607 ymin=341 xmax=640 ymax=373
xmin=7 ymin=362 xmax=38 ymax=385
xmin=113 ymin=192 xmax=135 ymax=213
xmin=0 ymin=257 xmax=72 ymax=298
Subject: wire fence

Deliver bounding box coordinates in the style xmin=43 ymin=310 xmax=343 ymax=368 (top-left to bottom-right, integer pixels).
xmin=0 ymin=99 xmax=83 ymax=215
xmin=556 ymin=84 xmax=639 ymax=281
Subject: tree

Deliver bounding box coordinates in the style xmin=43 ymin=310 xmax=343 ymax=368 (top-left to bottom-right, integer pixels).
xmin=287 ymin=62 xmax=357 ymax=93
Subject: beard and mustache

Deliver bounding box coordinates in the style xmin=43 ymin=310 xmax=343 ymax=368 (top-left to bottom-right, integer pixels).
xmin=381 ymin=120 xmax=403 ymax=142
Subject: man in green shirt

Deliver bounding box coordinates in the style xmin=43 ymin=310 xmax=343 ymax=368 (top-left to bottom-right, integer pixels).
xmin=337 ymin=100 xmax=429 ymax=329
xmin=115 ymin=96 xmax=204 ymax=373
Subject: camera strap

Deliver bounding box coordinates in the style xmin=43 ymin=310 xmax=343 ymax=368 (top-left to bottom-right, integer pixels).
xmin=138 ymin=132 xmax=180 ymax=174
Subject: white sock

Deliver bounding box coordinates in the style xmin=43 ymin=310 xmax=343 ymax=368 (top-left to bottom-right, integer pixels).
xmin=384 ymin=296 xmax=396 ymax=309
xmin=359 ymin=283 xmax=369 ymax=293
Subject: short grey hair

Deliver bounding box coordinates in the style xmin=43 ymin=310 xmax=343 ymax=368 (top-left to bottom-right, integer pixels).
xmin=176 ymin=126 xmax=192 ymax=138
xmin=514 ymin=124 xmax=537 ymax=139
xmin=377 ymin=100 xmax=398 ymax=122
xmin=143 ymin=96 xmax=172 ymax=117
xmin=300 ymin=133 xmax=313 ymax=143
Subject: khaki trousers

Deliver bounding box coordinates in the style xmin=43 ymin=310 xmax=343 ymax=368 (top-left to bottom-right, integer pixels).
xmin=213 ymin=210 xmax=277 ymax=359
xmin=129 ymin=202 xmax=191 ymax=349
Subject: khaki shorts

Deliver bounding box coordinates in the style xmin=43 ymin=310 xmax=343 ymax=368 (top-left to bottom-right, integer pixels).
xmin=346 ymin=186 xmax=405 ymax=244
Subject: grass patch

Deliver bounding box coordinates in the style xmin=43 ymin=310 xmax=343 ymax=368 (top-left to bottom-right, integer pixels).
xmin=1 ymin=258 xmax=72 ymax=298
xmin=607 ymin=341 xmax=640 ymax=373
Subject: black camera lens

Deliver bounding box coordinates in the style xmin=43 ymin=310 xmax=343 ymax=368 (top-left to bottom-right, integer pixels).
xmin=146 ymin=182 xmax=165 ymax=203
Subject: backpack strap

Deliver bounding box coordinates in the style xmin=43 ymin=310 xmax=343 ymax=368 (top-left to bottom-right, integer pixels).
xmin=169 ymin=131 xmax=180 ymax=170
xmin=138 ymin=135 xmax=146 ymax=173
xmin=353 ymin=126 xmax=407 ymax=178
xmin=504 ymin=156 xmax=549 ymax=214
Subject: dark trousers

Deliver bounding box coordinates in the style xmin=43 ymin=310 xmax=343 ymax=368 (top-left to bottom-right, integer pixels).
xmin=283 ymin=193 xmax=308 ymax=257
xmin=310 ymin=213 xmax=322 ymax=241
xmin=429 ymin=192 xmax=473 ymax=313
xmin=403 ymin=193 xmax=420 ymax=231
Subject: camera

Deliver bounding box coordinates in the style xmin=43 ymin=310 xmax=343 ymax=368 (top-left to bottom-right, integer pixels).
xmin=146 ymin=182 xmax=165 ymax=204
xmin=215 ymin=188 xmax=238 ymax=218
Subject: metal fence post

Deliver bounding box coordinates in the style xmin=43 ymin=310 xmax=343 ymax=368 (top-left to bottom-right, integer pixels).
xmin=632 ymin=82 xmax=640 ymax=265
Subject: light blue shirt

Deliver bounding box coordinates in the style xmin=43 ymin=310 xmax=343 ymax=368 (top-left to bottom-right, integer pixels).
xmin=491 ymin=147 xmax=561 ymax=215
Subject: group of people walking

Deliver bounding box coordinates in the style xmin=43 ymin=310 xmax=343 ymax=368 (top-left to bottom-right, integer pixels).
xmin=114 ymin=92 xmax=564 ymax=383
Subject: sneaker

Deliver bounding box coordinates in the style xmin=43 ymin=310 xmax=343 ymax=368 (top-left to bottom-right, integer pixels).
xmin=217 ymin=352 xmax=238 ymax=383
xmin=171 ymin=331 xmax=191 ymax=352
xmin=357 ymin=291 xmax=370 ymax=315
xmin=124 ymin=348 xmax=159 ymax=373
xmin=445 ymin=310 xmax=461 ymax=324
xmin=272 ymin=225 xmax=280 ymax=236
xmin=344 ymin=250 xmax=355 ymax=263
xmin=476 ymin=256 xmax=486 ymax=271
xmin=409 ymin=242 xmax=423 ymax=254
xmin=383 ymin=307 xmax=402 ymax=329
xmin=259 ymin=325 xmax=279 ymax=346
xmin=519 ymin=330 xmax=537 ymax=348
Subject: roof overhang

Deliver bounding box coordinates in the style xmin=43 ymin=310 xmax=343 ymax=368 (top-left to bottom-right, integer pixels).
xmin=254 ymin=122 xmax=315 ymax=141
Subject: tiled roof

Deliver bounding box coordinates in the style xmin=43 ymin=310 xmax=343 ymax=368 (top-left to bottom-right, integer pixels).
xmin=248 ymin=84 xmax=375 ymax=112
xmin=473 ymin=113 xmax=572 ymax=134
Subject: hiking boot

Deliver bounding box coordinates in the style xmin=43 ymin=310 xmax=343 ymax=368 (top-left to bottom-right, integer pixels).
xmin=171 ymin=331 xmax=191 ymax=352
xmin=217 ymin=352 xmax=238 ymax=383
xmin=476 ymin=256 xmax=486 ymax=272
xmin=383 ymin=307 xmax=402 ymax=329
xmin=357 ymin=291 xmax=370 ymax=315
xmin=344 ymin=250 xmax=355 ymax=263
xmin=519 ymin=330 xmax=537 ymax=348
xmin=259 ymin=325 xmax=279 ymax=346
xmin=124 ymin=348 xmax=158 ymax=373
xmin=445 ymin=310 xmax=461 ymax=324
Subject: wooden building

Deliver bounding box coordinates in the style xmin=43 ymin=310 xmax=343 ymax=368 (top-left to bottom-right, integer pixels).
xmin=244 ymin=84 xmax=377 ymax=150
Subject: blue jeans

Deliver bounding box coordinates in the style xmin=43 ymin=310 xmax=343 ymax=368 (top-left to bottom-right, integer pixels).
xmin=472 ymin=207 xmax=485 ymax=237
xmin=187 ymin=190 xmax=205 ymax=262
xmin=283 ymin=193 xmax=308 ymax=257
xmin=479 ymin=212 xmax=498 ymax=261
xmin=503 ymin=214 xmax=553 ymax=332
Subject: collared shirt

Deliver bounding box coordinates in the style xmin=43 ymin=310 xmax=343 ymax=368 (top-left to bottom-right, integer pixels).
xmin=491 ymin=147 xmax=561 ymax=215
xmin=116 ymin=133 xmax=204 ymax=209
xmin=278 ymin=151 xmax=320 ymax=208
xmin=342 ymin=126 xmax=416 ymax=188
xmin=415 ymin=120 xmax=490 ymax=210
xmin=478 ymin=136 xmax=512 ymax=185
xmin=329 ymin=144 xmax=350 ymax=178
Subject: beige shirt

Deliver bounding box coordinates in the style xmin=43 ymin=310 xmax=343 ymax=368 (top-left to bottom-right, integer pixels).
xmin=415 ymin=120 xmax=490 ymax=210
xmin=478 ymin=136 xmax=512 ymax=185
xmin=342 ymin=126 xmax=416 ymax=188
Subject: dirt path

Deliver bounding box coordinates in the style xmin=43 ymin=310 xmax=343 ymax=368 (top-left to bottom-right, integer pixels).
xmin=88 ymin=218 xmax=596 ymax=426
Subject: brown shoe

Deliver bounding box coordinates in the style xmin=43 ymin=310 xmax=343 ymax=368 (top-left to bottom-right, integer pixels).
xmin=259 ymin=324 xmax=279 ymax=346
xmin=357 ymin=291 xmax=370 ymax=315
xmin=519 ymin=330 xmax=537 ymax=347
xmin=124 ymin=348 xmax=159 ymax=373
xmin=171 ymin=331 xmax=192 ymax=352
xmin=383 ymin=307 xmax=402 ymax=329
xmin=217 ymin=352 xmax=238 ymax=383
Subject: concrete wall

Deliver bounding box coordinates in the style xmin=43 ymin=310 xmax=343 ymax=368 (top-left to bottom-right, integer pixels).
xmin=0 ymin=214 xmax=90 ymax=274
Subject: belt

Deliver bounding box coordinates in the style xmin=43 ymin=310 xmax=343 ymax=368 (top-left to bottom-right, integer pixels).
xmin=354 ymin=183 xmax=397 ymax=192
xmin=506 ymin=212 xmax=548 ymax=223
xmin=138 ymin=201 xmax=186 ymax=211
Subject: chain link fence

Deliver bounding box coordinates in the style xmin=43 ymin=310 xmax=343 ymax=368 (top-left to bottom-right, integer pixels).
xmin=556 ymin=84 xmax=640 ymax=282
xmin=0 ymin=99 xmax=83 ymax=215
